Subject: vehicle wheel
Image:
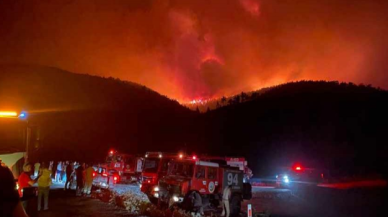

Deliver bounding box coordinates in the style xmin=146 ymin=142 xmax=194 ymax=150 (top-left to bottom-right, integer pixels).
xmin=148 ymin=195 xmax=158 ymax=205
xmin=230 ymin=194 xmax=241 ymax=217
xmin=157 ymin=197 xmax=169 ymax=210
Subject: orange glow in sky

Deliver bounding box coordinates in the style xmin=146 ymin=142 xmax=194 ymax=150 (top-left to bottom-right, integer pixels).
xmin=0 ymin=0 xmax=387 ymax=101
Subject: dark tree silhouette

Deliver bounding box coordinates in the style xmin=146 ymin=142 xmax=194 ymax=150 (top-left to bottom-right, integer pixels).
xmin=240 ymin=92 xmax=248 ymax=102
xmin=221 ymin=96 xmax=226 ymax=105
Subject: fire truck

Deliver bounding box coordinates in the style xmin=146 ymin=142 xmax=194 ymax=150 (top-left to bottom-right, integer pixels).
xmin=106 ymin=150 xmax=143 ymax=183
xmin=140 ymin=152 xmax=177 ymax=200
xmin=155 ymin=156 xmax=252 ymax=216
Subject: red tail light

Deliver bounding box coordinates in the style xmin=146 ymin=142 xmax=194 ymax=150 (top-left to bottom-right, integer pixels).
xmin=293 ymin=165 xmax=303 ymax=172
xmin=113 ymin=175 xmax=119 ymax=183
xmin=93 ymin=172 xmax=96 ymax=177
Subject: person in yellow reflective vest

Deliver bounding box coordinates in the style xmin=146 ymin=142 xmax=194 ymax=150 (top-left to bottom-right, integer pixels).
xmin=37 ymin=162 xmax=52 ymax=211
xmin=83 ymin=164 xmax=94 ymax=195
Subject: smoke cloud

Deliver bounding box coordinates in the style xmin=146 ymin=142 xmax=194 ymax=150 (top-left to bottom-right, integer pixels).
xmin=1 ymin=0 xmax=387 ymax=101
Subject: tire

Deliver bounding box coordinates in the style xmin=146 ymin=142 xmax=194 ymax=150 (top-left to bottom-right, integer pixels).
xmin=147 ymin=195 xmax=158 ymax=205
xmin=157 ymin=197 xmax=169 ymax=210
xmin=230 ymin=194 xmax=241 ymax=217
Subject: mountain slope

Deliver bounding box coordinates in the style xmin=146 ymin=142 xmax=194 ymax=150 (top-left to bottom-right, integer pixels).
xmin=195 ymin=81 xmax=388 ymax=175
xmin=0 ymin=65 xmax=196 ymax=161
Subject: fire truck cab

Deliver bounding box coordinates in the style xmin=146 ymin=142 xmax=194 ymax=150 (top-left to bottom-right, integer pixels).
xmin=106 ymin=150 xmax=143 ymax=183
xmin=156 ymin=157 xmax=252 ymax=216
xmin=140 ymin=152 xmax=177 ymax=200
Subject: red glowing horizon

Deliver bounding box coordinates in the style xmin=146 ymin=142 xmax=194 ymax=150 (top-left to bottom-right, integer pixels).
xmin=1 ymin=0 xmax=387 ymax=102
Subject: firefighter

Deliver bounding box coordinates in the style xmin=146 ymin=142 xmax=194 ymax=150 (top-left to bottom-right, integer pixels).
xmin=83 ymin=164 xmax=94 ymax=195
xmin=221 ymin=185 xmax=232 ymax=217
xmin=192 ymin=191 xmax=204 ymax=216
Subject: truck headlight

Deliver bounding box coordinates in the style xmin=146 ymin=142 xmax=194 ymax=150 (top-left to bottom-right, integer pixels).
xmin=173 ymin=195 xmax=179 ymax=202
xmin=283 ymin=175 xmax=290 ymax=183
xmin=154 ymin=186 xmax=159 ymax=192
xmin=154 ymin=192 xmax=159 ymax=198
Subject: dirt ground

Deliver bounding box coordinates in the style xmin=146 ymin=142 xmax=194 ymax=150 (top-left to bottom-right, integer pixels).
xmin=33 ymin=189 xmax=129 ymax=217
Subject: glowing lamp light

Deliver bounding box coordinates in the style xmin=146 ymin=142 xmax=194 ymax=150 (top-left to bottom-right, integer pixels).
xmin=0 ymin=111 xmax=18 ymax=118
xmin=192 ymin=155 xmax=197 ymax=160
xmin=109 ymin=150 xmax=114 ymax=154
xmin=179 ymin=154 xmax=183 ymax=159
xmin=114 ymin=176 xmax=118 ymax=181
xmin=159 ymin=154 xmax=162 ymax=158
xmin=295 ymin=166 xmax=301 ymax=171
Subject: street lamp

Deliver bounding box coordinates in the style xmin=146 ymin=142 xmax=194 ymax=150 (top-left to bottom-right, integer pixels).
xmin=0 ymin=111 xmax=27 ymax=119
xmin=0 ymin=111 xmax=18 ymax=118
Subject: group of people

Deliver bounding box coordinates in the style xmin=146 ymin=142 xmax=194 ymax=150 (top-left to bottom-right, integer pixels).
xmin=0 ymin=158 xmax=97 ymax=217
xmin=34 ymin=161 xmax=95 ymax=196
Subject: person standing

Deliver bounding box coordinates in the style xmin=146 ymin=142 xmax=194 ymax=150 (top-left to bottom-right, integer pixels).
xmin=56 ymin=161 xmax=63 ymax=183
xmin=34 ymin=162 xmax=40 ymax=177
xmin=65 ymin=162 xmax=74 ymax=190
xmin=18 ymin=163 xmax=39 ymax=209
xmin=37 ymin=162 xmax=51 ymax=211
xmin=221 ymin=185 xmax=232 ymax=217
xmin=51 ymin=161 xmax=57 ymax=181
xmin=0 ymin=164 xmax=29 ymax=217
xmin=83 ymin=164 xmax=94 ymax=195
xmin=75 ymin=163 xmax=84 ymax=196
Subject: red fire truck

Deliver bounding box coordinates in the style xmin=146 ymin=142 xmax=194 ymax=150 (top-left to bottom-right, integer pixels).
xmin=140 ymin=152 xmax=177 ymax=200
xmin=106 ymin=150 xmax=143 ymax=183
xmin=141 ymin=153 xmax=253 ymax=202
xmin=155 ymin=156 xmax=252 ymax=216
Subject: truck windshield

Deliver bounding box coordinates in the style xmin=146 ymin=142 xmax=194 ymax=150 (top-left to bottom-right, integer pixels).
xmin=168 ymin=162 xmax=194 ymax=177
xmin=143 ymin=158 xmax=160 ymax=173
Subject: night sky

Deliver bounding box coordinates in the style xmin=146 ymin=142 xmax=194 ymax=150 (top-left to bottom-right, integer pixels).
xmin=1 ymin=0 xmax=388 ymax=102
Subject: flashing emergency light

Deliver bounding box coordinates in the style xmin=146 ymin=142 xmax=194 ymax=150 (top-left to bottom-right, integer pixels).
xmin=18 ymin=112 xmax=27 ymax=119
xmin=159 ymin=154 xmax=162 ymax=158
xmin=192 ymin=155 xmax=197 ymax=160
xmin=145 ymin=154 xmax=148 ymax=158
xmin=109 ymin=150 xmax=114 ymax=154
xmin=295 ymin=166 xmax=301 ymax=171
xmin=179 ymin=154 xmax=183 ymax=159
xmin=114 ymin=176 xmax=118 ymax=181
